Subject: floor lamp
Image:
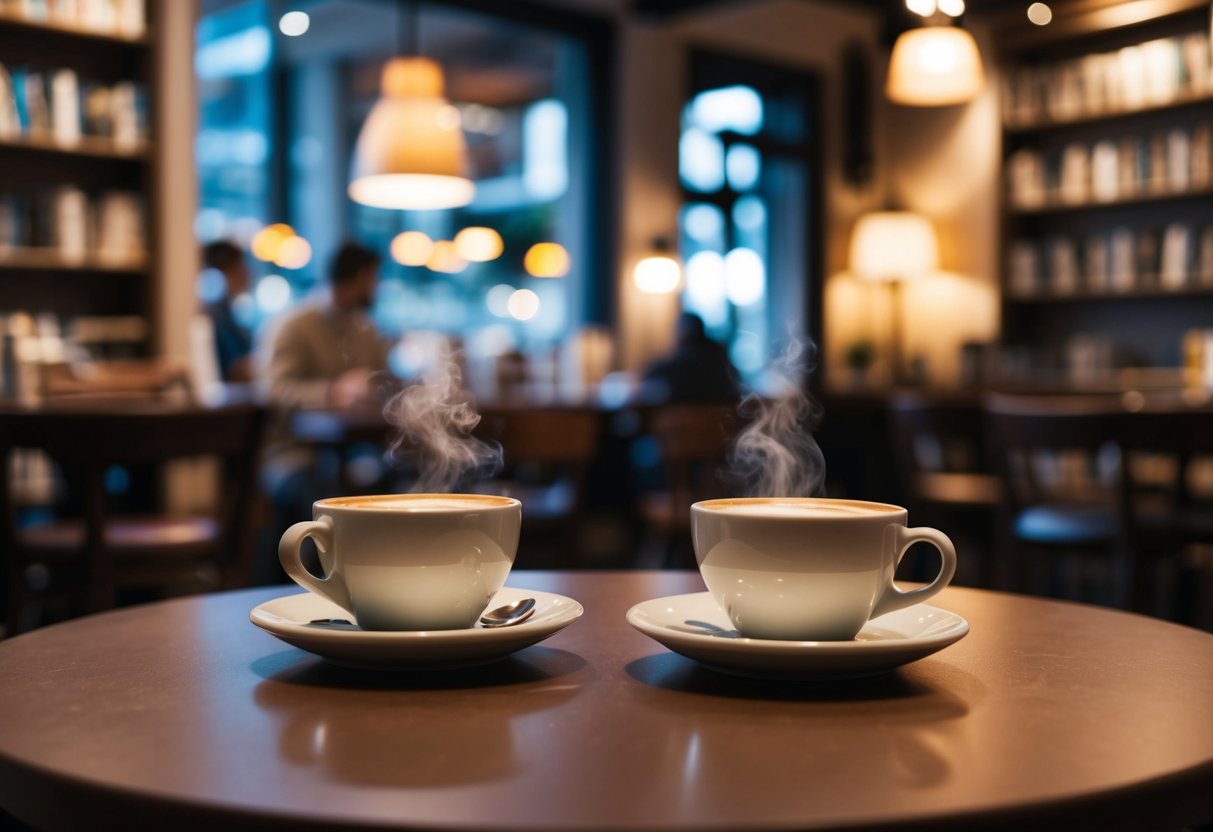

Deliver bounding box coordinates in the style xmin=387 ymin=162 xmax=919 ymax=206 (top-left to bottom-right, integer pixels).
xmin=848 ymin=211 xmax=939 ymax=385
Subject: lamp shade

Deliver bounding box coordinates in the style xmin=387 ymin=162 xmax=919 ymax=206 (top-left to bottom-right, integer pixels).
xmin=886 ymin=25 xmax=985 ymax=106
xmin=348 ymin=57 xmax=475 ymax=210
xmin=849 ymin=211 xmax=939 ymax=282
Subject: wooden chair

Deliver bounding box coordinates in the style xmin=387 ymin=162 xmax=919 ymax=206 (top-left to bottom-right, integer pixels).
xmin=1119 ymin=407 xmax=1213 ymax=620
xmin=983 ymin=393 xmax=1132 ymax=605
xmin=0 ymin=402 xmax=267 ymax=634
xmin=888 ymin=389 xmax=1001 ymax=586
xmin=639 ymin=403 xmax=742 ymax=568
xmin=474 ymin=407 xmax=601 ymax=567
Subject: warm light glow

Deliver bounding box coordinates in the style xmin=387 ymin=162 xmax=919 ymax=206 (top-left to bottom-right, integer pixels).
xmin=278 ymin=11 xmax=309 ymax=36
xmin=507 ymin=288 xmax=540 ymax=321
xmin=251 ymin=223 xmax=294 ymax=262
xmin=273 ymin=235 xmax=312 ymax=270
xmin=524 ymin=242 xmax=570 ymax=278
xmin=905 ymin=0 xmax=936 ymax=16
xmin=937 ymin=0 xmax=965 ymax=16
xmin=886 ymin=26 xmax=985 ymax=106
xmin=454 ymin=227 xmax=503 ymax=262
xmin=426 ymin=240 xmax=468 ymax=274
xmin=348 ymin=57 xmax=474 ymax=210
xmin=634 ymin=255 xmax=682 ymax=294
xmin=390 ymin=230 xmax=434 ymax=266
xmin=849 ymin=211 xmax=939 ymax=282
xmin=1027 ymin=2 xmax=1052 ymax=25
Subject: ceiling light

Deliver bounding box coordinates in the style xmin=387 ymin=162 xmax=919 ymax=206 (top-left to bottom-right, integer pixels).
xmin=278 ymin=11 xmax=309 ymax=37
xmin=1027 ymin=3 xmax=1053 ymax=25
xmin=886 ymin=25 xmax=985 ymax=106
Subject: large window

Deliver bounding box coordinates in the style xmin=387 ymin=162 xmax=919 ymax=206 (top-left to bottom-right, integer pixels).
xmin=678 ymin=51 xmax=821 ymax=384
xmin=196 ymin=0 xmax=612 ymax=370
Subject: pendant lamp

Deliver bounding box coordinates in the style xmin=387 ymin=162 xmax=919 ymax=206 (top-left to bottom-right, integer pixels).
xmin=348 ymin=4 xmax=474 ymax=210
xmin=886 ymin=24 xmax=984 ymax=106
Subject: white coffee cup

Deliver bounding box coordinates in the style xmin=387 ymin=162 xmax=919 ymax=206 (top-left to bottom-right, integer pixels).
xmin=691 ymin=497 xmax=957 ymax=641
xmin=278 ymin=493 xmax=521 ymax=631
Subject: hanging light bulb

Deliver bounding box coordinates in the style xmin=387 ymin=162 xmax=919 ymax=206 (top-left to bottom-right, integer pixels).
xmin=886 ymin=24 xmax=985 ymax=106
xmin=348 ymin=53 xmax=475 ymax=210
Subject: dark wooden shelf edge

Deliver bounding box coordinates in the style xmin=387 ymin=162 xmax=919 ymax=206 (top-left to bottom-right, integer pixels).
xmin=0 ymin=13 xmax=149 ymax=47
xmin=1007 ymin=186 xmax=1213 ymax=216
xmin=1005 ymin=92 xmax=1213 ymax=135
xmin=1005 ymin=285 xmax=1213 ymax=303
xmin=0 ymin=136 xmax=151 ymax=163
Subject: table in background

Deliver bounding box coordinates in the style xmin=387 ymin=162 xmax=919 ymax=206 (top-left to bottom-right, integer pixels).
xmin=1 ymin=571 xmax=1212 ymax=831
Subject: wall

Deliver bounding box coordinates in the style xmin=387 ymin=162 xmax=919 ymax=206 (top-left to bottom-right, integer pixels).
xmin=832 ymin=22 xmax=1001 ymax=389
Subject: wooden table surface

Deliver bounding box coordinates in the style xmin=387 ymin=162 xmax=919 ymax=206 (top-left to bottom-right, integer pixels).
xmin=1 ymin=571 xmax=1212 ymax=831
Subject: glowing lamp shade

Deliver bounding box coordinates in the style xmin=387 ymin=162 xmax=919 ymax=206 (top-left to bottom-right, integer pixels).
xmin=886 ymin=26 xmax=985 ymax=106
xmin=849 ymin=212 xmax=939 ymax=282
xmin=348 ymin=57 xmax=475 ymax=210
xmin=634 ymin=255 xmax=681 ymax=294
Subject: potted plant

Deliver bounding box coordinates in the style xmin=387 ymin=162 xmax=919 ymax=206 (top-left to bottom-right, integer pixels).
xmin=845 ymin=340 xmax=875 ymax=389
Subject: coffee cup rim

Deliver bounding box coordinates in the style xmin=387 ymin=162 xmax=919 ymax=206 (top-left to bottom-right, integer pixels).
xmin=313 ymin=493 xmax=522 ymax=513
xmin=692 ymin=497 xmax=906 ymax=518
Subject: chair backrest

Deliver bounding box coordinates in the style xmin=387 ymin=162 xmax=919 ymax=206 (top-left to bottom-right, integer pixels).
xmin=983 ymin=393 xmax=1127 ymax=510
xmin=648 ymin=403 xmax=742 ymax=507
xmin=0 ymin=402 xmax=268 ymax=587
xmin=889 ymin=389 xmax=989 ymax=476
xmin=478 ymin=408 xmax=600 ymax=466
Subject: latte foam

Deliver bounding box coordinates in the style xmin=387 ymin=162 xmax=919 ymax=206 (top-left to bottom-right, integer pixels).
xmin=322 ymin=494 xmax=516 ymax=511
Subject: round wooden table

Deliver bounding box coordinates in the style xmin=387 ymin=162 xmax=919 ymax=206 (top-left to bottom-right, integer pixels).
xmin=1 ymin=571 xmax=1212 ymax=831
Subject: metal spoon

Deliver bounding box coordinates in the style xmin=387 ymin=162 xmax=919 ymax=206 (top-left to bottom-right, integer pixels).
xmin=479 ymin=597 xmax=537 ymax=628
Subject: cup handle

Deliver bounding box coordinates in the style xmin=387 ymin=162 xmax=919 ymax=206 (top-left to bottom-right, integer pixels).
xmin=871 ymin=525 xmax=957 ymax=619
xmin=278 ymin=515 xmax=352 ymax=614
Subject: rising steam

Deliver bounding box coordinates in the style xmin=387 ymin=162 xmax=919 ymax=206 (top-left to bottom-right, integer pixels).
xmin=383 ymin=357 xmax=502 ymax=492
xmin=728 ymin=340 xmax=826 ymax=498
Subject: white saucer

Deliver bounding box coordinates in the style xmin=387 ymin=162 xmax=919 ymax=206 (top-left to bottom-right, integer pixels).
xmin=626 ymin=593 xmax=969 ymax=680
xmin=250 ymin=587 xmax=583 ymax=670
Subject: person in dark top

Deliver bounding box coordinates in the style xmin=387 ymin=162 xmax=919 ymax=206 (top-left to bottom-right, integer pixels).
xmin=639 ymin=312 xmax=742 ymax=403
xmin=201 ymin=240 xmax=254 ymax=382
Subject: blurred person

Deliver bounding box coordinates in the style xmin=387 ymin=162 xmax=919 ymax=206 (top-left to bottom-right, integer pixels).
xmin=200 ymin=240 xmax=254 ymax=382
xmin=255 ymin=242 xmax=392 ymax=583
xmin=638 ymin=312 xmax=742 ymax=404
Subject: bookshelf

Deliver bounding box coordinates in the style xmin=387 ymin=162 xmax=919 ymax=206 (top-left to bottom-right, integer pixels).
xmin=0 ymin=0 xmax=156 ymax=356
xmin=997 ymin=1 xmax=1213 ymax=372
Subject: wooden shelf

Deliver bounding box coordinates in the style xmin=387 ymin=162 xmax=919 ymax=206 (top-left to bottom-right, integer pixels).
xmin=0 ymin=12 xmax=148 ymax=47
xmin=1005 ymin=281 xmax=1213 ymax=303
xmin=1005 ymin=90 xmax=1213 ymax=135
xmin=0 ymin=134 xmax=150 ymax=163
xmin=0 ymin=249 xmax=148 ymax=274
xmin=1007 ymin=184 xmax=1213 ymax=216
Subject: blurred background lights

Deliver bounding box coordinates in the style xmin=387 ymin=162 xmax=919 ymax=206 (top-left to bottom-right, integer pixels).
xmin=454 ymin=227 xmax=504 ymax=262
xmin=507 ymin=288 xmax=541 ymax=321
xmin=426 ymin=240 xmax=469 ymax=274
xmin=196 ymin=268 xmax=227 ymax=303
xmin=634 ymin=255 xmax=681 ymax=294
xmin=391 ymin=231 xmax=434 ymax=267
xmin=254 ymin=274 xmax=292 ymax=313
xmin=937 ymin=0 xmax=965 ymax=16
xmin=905 ymin=0 xmax=936 ymax=16
xmin=683 ymin=204 xmax=723 ymax=242
xmin=1027 ymin=2 xmax=1052 ymax=24
xmin=684 ymin=250 xmax=728 ymax=327
xmin=278 ymin=11 xmax=310 ymax=36
xmin=723 ymin=247 xmax=765 ymax=306
xmin=524 ymin=242 xmax=570 ymax=278
xmin=486 ymin=284 xmax=515 ymax=318
xmin=272 ymin=235 xmax=312 ymax=270
xmin=251 ymin=223 xmax=294 ymax=262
